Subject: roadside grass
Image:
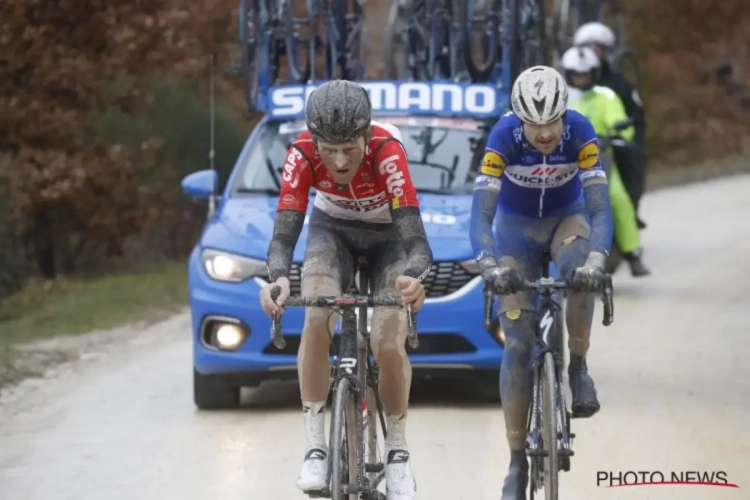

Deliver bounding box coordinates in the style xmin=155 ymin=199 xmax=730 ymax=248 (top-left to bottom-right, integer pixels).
xmin=0 ymin=259 xmax=188 ymax=348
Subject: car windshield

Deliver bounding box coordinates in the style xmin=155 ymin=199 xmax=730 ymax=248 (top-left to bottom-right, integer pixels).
xmin=231 ymin=116 xmax=489 ymax=196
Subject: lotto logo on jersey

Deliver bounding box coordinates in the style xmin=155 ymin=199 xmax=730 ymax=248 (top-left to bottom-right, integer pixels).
xmin=378 ymin=154 xmax=406 ymax=202
xmin=578 ymin=142 xmax=600 ymax=169
xmin=481 ymin=151 xmax=505 ymax=176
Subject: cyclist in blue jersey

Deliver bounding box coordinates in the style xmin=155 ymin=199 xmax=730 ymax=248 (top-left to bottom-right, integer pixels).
xmin=469 ymin=66 xmax=613 ymax=500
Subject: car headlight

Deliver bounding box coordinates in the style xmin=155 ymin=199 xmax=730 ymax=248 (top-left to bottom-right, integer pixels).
xmin=201 ymin=249 xmax=268 ymax=282
xmin=460 ymin=259 xmax=480 ymax=275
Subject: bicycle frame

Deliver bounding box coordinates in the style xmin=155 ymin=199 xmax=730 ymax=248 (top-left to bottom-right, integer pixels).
xmin=269 ymin=262 xmax=418 ymax=499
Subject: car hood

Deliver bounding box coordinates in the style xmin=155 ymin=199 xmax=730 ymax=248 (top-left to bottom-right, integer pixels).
xmin=201 ymin=193 xmax=474 ymax=261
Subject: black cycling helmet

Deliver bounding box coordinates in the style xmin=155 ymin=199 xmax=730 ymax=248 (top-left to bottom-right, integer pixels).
xmin=306 ymin=80 xmax=372 ymax=144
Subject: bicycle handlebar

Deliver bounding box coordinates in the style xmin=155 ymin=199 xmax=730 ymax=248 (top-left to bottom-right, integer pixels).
xmin=484 ymin=276 xmax=615 ymax=327
xmin=268 ymin=286 xmax=419 ymax=350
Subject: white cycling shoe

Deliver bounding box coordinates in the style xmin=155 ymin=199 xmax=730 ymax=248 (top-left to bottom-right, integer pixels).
xmin=296 ymin=446 xmax=329 ymax=492
xmin=384 ymin=446 xmax=417 ymax=499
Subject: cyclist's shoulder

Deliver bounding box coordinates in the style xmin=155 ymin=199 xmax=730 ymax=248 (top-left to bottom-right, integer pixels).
xmin=487 ymin=112 xmax=523 ymax=150
xmin=291 ymin=131 xmax=316 ymax=155
xmin=370 ymin=120 xmax=403 ymax=142
xmin=565 ymin=110 xmax=597 ymax=141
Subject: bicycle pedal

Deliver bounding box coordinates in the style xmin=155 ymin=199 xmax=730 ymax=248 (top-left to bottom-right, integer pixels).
xmin=365 ymin=462 xmax=384 ymax=473
xmin=559 ymin=449 xmax=574 ymax=457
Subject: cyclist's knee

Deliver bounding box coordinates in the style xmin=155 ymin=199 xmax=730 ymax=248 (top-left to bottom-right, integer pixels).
xmin=554 ymin=235 xmax=590 ymax=277
xmin=370 ymin=307 xmax=406 ymax=359
xmin=499 ymin=310 xmax=536 ymax=357
xmin=301 ymin=275 xmax=339 ymax=335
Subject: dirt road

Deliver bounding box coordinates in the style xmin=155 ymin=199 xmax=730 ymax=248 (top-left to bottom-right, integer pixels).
xmin=1 ymin=174 xmax=749 ymax=499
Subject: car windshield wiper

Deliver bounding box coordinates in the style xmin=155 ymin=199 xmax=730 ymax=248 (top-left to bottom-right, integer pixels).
xmin=235 ymin=187 xmax=280 ymax=195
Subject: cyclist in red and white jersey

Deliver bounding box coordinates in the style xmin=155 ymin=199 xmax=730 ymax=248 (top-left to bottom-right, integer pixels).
xmin=259 ymin=80 xmax=432 ymax=500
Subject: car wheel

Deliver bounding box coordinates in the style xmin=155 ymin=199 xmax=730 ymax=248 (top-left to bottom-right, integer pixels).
xmin=193 ymin=368 xmax=241 ymax=410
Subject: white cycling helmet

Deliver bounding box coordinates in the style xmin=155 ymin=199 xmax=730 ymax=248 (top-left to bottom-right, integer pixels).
xmin=573 ymin=22 xmax=616 ymax=48
xmin=561 ymin=46 xmax=600 ymax=73
xmin=561 ymin=46 xmax=601 ymax=91
xmin=511 ymin=66 xmax=569 ymax=125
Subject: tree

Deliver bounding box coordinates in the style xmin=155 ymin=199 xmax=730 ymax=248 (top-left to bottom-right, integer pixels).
xmin=0 ymin=0 xmax=236 ymax=282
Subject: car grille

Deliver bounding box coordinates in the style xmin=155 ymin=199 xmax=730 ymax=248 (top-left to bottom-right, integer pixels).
xmin=288 ymin=261 xmax=477 ymax=298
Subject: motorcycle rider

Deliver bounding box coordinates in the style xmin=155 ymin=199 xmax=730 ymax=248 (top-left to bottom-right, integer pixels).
xmin=561 ymin=46 xmax=650 ymax=277
xmin=470 ymin=66 xmax=613 ymax=499
xmin=259 ymin=80 xmax=432 ymax=499
xmin=574 ymin=22 xmax=647 ymax=228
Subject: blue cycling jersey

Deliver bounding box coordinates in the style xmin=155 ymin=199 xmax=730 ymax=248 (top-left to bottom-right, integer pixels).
xmin=475 ymin=109 xmax=605 ymax=218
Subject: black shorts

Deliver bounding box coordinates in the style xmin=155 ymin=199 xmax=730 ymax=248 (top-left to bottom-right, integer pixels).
xmin=301 ymin=207 xmax=407 ymax=294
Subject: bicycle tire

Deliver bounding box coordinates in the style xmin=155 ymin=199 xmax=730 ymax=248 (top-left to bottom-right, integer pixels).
xmin=528 ymin=0 xmax=550 ymax=67
xmin=541 ymin=351 xmax=559 ymax=500
xmin=382 ymin=3 xmax=403 ymax=79
xmin=548 ymin=0 xmax=570 ymax=65
xmin=505 ymin=0 xmax=522 ymax=89
xmin=330 ymin=376 xmax=359 ymax=500
xmin=240 ymin=0 xmax=261 ymax=110
xmin=285 ymin=0 xmax=313 ymax=83
xmin=460 ymin=0 xmax=500 ymax=83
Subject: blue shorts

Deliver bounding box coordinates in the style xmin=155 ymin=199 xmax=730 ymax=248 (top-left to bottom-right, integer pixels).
xmin=493 ymin=197 xmax=591 ymax=313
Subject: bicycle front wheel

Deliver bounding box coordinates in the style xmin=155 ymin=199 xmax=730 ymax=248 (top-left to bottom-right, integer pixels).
xmin=542 ymin=351 xmax=559 ymax=500
xmin=330 ymin=376 xmax=360 ymax=500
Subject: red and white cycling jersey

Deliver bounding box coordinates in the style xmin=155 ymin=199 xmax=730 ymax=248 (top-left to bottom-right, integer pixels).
xmin=276 ymin=121 xmax=419 ymax=223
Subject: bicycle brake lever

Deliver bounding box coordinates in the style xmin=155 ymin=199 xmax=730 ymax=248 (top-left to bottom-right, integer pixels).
xmin=601 ymin=276 xmax=614 ymax=327
xmin=406 ymin=303 xmax=419 ymax=349
xmin=270 ymin=311 xmax=286 ymax=350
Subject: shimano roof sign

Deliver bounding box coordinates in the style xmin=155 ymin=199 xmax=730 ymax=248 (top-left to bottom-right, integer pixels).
xmin=266 ymin=81 xmax=501 ymax=120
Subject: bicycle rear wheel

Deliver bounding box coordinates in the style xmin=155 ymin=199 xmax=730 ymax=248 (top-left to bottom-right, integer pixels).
xmin=541 ymin=351 xmax=559 ymax=500
xmin=330 ymin=377 xmax=360 ymax=500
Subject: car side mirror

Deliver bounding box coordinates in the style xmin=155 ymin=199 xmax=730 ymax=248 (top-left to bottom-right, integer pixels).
xmin=182 ymin=170 xmax=218 ymax=199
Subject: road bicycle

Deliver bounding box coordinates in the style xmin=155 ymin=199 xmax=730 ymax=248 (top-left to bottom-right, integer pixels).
xmin=383 ymin=0 xmax=463 ymax=81
xmin=239 ymin=0 xmax=313 ymax=111
xmin=293 ymin=0 xmax=367 ymax=82
xmin=459 ymin=0 xmax=548 ymax=91
xmin=270 ymin=257 xmax=419 ymax=500
xmin=484 ymin=251 xmax=614 ymax=499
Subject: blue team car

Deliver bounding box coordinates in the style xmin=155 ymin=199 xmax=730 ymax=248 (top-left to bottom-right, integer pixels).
xmin=182 ymin=81 xmax=509 ymax=409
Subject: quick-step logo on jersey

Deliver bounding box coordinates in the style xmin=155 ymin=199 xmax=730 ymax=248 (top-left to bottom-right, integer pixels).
xmin=578 ymin=141 xmax=600 ymax=169
xmin=266 ymin=81 xmax=500 ymax=119
xmin=503 ymin=163 xmax=578 ymax=188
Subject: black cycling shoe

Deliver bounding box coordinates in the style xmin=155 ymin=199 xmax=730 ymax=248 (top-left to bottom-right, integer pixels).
xmin=501 ymin=450 xmax=529 ymax=500
xmin=627 ymin=257 xmax=651 ymax=277
xmin=569 ymin=356 xmax=600 ymax=418
xmin=624 ymin=249 xmax=651 ymax=277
